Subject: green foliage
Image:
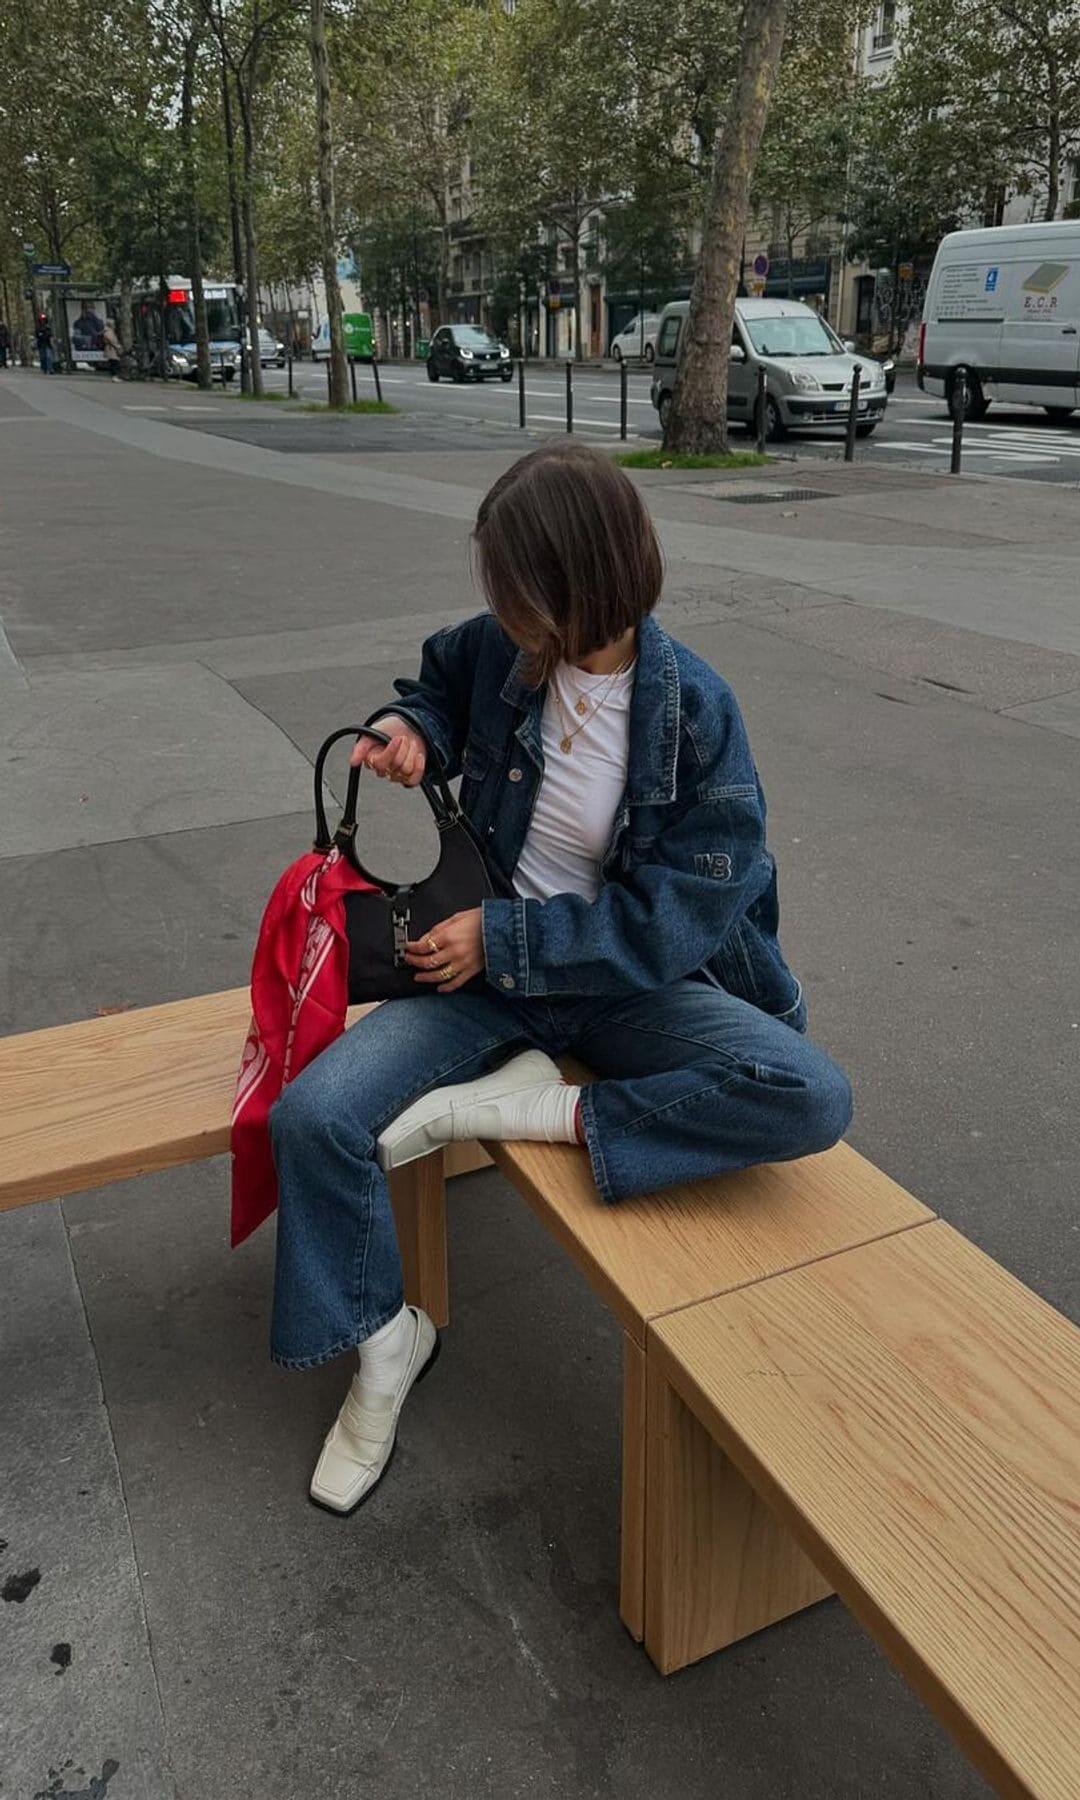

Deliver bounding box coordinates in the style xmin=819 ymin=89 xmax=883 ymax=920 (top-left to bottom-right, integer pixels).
xmin=615 ymin=449 xmax=768 ymax=468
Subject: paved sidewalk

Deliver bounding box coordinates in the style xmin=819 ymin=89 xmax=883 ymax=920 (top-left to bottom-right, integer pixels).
xmin=2 ymin=367 xmax=1077 ymax=1799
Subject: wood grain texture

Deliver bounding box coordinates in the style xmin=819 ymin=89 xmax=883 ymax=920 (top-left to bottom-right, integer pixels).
xmin=485 ymin=1136 xmax=931 ymax=1346
xmin=643 ymin=1354 xmax=832 ymax=1674
xmin=651 ymin=1222 xmax=1080 ymax=1797
xmin=0 ymin=989 xmax=491 ymax=1210
xmin=389 ymin=1154 xmax=450 ymax=1328
xmin=620 ymin=1333 xmax=647 ymax=1642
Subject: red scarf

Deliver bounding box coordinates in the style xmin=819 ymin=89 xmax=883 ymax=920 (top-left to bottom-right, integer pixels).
xmin=231 ymin=846 xmax=375 ymax=1246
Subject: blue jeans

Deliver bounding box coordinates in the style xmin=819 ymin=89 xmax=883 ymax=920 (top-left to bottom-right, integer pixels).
xmin=269 ymin=981 xmax=852 ymax=1367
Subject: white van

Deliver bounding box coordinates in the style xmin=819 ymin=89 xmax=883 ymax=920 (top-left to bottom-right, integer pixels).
xmin=919 ymin=220 xmax=1080 ymax=420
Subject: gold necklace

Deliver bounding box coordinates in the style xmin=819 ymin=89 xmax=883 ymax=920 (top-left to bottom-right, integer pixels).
xmin=552 ymin=656 xmax=634 ymax=755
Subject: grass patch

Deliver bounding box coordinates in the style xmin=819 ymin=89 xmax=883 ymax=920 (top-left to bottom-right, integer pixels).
xmin=299 ymin=398 xmax=399 ymax=415
xmin=615 ymin=448 xmax=768 ymax=470
xmin=235 ymin=388 xmax=289 ymax=402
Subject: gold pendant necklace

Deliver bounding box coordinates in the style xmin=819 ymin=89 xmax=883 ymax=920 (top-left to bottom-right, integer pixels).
xmin=552 ymin=655 xmax=634 ymax=754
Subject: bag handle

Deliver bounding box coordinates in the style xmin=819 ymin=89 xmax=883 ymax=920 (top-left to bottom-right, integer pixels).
xmin=313 ymin=724 xmax=459 ymax=854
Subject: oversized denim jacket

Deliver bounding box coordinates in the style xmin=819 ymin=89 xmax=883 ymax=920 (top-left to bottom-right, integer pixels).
xmin=383 ymin=611 xmax=806 ymax=1031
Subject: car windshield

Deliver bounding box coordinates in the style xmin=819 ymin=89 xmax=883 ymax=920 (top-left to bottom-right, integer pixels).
xmin=743 ymin=314 xmax=841 ymax=358
xmin=453 ymin=327 xmax=499 ymax=348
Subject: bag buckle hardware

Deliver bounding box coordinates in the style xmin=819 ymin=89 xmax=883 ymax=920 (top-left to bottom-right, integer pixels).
xmin=392 ymin=905 xmax=411 ymax=967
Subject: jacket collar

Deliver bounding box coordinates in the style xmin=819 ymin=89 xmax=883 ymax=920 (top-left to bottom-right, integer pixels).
xmin=499 ymin=612 xmax=680 ymax=805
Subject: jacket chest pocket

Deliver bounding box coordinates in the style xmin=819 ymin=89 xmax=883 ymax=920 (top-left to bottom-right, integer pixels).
xmin=461 ymin=734 xmax=498 ymax=828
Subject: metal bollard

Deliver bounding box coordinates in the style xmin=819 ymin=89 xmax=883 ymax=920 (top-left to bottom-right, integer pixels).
xmin=518 ymin=358 xmax=526 ymax=428
xmin=349 ymin=358 xmax=357 ymax=403
xmin=844 ymin=364 xmax=862 ymax=462
xmin=372 ymin=355 xmax=383 ymax=404
xmin=325 ymin=360 xmax=331 ymax=403
xmin=755 ymin=365 xmax=768 ymax=454
xmin=287 ymin=351 xmax=293 ymax=399
xmin=950 ymin=373 xmax=965 ymax=474
xmin=620 ymin=358 xmax=628 ymax=439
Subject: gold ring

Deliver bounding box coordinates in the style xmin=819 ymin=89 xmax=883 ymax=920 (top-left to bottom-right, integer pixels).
xmin=439 ymin=963 xmax=455 ymax=981
xmin=426 ymin=936 xmax=439 ymax=955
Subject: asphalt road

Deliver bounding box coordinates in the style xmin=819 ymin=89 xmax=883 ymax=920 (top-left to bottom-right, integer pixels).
xmin=263 ymin=358 xmax=1080 ymax=483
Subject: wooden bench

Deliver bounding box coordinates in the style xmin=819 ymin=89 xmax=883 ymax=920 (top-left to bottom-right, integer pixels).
xmin=650 ymin=1224 xmax=1080 ymax=1799
xmin=5 ymin=988 xmax=1079 ymax=1796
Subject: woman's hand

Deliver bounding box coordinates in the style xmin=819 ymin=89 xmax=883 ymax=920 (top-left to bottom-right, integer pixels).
xmin=406 ymin=910 xmax=485 ymax=994
xmin=350 ymin=715 xmax=427 ymax=786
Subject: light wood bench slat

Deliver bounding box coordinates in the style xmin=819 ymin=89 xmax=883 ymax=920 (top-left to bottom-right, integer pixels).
xmin=0 ymin=989 xmax=487 ymax=1210
xmin=484 ymin=1136 xmax=932 ymax=1347
xmin=650 ymin=1221 xmax=1080 ymax=1799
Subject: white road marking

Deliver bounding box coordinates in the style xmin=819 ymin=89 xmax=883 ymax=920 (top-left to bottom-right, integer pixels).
xmin=122 ymin=404 xmax=167 ymax=412
xmin=530 ymin=412 xmax=622 ymax=431
xmin=873 ymin=439 xmax=1060 ymax=463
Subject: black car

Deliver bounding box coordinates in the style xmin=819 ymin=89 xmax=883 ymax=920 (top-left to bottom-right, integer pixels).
xmin=427 ymin=324 xmax=513 ymax=383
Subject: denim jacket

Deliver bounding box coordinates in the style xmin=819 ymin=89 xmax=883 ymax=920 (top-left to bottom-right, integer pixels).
xmin=382 ymin=612 xmax=806 ymax=1030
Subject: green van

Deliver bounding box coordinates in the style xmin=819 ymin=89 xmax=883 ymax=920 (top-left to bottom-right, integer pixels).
xmin=312 ymin=313 xmax=375 ymax=362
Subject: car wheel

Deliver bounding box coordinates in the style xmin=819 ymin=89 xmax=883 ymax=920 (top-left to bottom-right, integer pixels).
xmin=644 ymin=342 xmax=655 ymax=364
xmin=452 ymin=365 xmax=465 ymax=382
xmin=766 ymin=396 xmax=787 ymax=441
xmin=427 ymin=361 xmax=439 ymax=382
xmin=855 ymin=421 xmax=878 ymax=438
xmin=1044 ymin=405 xmax=1075 ymax=421
xmin=500 ymin=364 xmax=513 ymax=382
xmin=948 ymin=366 xmax=988 ymax=421
xmin=657 ymin=390 xmax=673 ymax=433
xmin=612 ymin=344 xmax=622 ymax=362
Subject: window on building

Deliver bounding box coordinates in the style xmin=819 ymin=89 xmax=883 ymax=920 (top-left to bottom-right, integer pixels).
xmin=872 ymin=0 xmax=896 ymax=52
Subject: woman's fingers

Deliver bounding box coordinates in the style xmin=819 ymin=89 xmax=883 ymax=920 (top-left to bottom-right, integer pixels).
xmin=349 ymin=731 xmax=426 ymax=785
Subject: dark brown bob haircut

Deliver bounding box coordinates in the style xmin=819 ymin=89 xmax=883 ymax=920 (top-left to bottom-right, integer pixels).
xmin=473 ymin=444 xmax=663 ymax=683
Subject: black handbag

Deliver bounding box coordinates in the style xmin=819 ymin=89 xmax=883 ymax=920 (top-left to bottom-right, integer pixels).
xmin=312 ymin=725 xmax=515 ymax=1003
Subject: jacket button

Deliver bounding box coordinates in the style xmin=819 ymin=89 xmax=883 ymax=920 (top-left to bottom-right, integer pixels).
xmin=508 ymin=767 xmax=523 ymax=782
xmin=498 ymin=974 xmax=516 ymax=991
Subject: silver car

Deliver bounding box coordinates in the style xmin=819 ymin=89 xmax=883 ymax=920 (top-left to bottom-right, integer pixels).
xmin=650 ymin=298 xmax=889 ymax=439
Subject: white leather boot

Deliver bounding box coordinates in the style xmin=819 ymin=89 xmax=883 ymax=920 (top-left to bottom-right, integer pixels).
xmin=309 ymin=1306 xmax=439 ymax=1515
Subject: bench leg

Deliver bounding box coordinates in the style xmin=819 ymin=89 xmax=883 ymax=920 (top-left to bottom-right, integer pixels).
xmin=620 ymin=1334 xmax=647 ymax=1641
xmin=388 ymin=1152 xmax=449 ymax=1329
xmin=643 ymin=1354 xmax=832 ymax=1675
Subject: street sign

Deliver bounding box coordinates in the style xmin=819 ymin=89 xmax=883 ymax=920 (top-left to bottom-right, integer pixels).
xmin=898 ymin=261 xmax=914 ymax=281
xmin=32 ymin=262 xmax=71 ymax=278
xmin=752 ymin=253 xmax=769 ymax=278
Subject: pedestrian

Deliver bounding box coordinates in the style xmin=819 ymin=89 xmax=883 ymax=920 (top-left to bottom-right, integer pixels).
xmin=266 ymin=442 xmax=854 ymax=1516
xmin=103 ymin=318 xmax=123 ymax=380
xmin=35 ymin=315 xmax=54 ymax=374
xmin=0 ymin=318 xmax=10 ymax=369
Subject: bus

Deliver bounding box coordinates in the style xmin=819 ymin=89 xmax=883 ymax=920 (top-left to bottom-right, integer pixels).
xmin=132 ymin=278 xmax=242 ymax=381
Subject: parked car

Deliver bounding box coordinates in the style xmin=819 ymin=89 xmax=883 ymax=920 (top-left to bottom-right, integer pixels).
xmin=918 ymin=218 xmax=1080 ymax=420
xmin=257 ymin=325 xmax=285 ymax=368
xmin=650 ymin=298 xmax=889 ymax=439
xmin=311 ymin=313 xmax=376 ymax=362
xmin=427 ymin=323 xmax=513 ymax=382
xmin=610 ymin=313 xmax=661 ymax=363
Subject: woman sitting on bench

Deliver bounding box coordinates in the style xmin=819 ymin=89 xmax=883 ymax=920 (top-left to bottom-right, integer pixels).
xmin=270 ymin=444 xmax=853 ymax=1515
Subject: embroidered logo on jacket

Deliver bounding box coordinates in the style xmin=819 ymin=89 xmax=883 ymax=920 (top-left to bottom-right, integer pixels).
xmin=695 ymin=852 xmax=733 ymax=881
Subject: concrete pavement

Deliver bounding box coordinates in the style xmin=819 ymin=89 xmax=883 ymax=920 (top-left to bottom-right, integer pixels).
xmin=2 ymin=365 xmax=1078 ymax=1799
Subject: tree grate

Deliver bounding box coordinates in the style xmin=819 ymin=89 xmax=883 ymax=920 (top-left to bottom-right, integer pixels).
xmin=716 ymin=487 xmax=837 ymax=505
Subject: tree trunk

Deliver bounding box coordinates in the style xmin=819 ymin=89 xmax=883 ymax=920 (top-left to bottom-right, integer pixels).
xmin=118 ymin=279 xmax=133 ymax=356
xmin=219 ymin=56 xmax=249 ymax=393
xmin=571 ymin=212 xmax=583 ymax=362
xmin=310 ymin=0 xmax=348 ymax=406
xmin=665 ymin=0 xmax=789 ymax=454
xmin=181 ymin=21 xmax=213 ymax=390
xmin=237 ymin=90 xmax=264 ymax=396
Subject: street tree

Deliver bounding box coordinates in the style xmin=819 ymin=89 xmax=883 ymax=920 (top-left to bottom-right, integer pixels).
xmin=887 ymin=0 xmax=1080 ymax=223
xmin=473 ymin=0 xmax=629 ymax=359
xmin=310 ymin=0 xmax=347 ymax=406
xmin=664 ymin=0 xmax=789 ymax=452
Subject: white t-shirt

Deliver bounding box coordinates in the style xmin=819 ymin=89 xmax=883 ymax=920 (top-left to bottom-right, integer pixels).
xmin=513 ymin=661 xmax=635 ymax=903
